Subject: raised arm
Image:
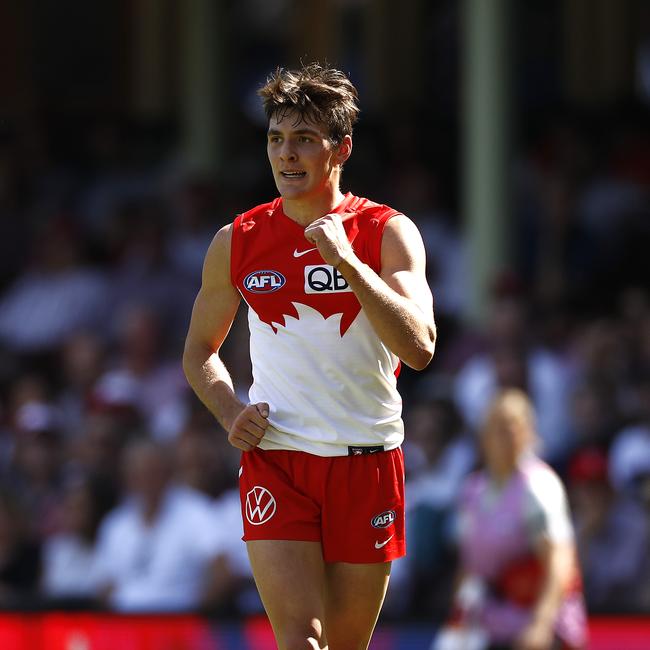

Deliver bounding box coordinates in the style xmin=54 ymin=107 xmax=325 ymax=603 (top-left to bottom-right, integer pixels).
xmin=182 ymin=224 xmax=269 ymax=450
xmin=305 ymin=213 xmax=436 ymax=369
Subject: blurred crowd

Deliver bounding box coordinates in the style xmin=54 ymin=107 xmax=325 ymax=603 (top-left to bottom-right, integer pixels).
xmin=0 ymin=108 xmax=648 ymax=621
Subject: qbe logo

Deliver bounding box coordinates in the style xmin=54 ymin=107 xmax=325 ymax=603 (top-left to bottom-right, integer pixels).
xmin=244 ymin=270 xmax=286 ymax=293
xmin=245 ymin=486 xmax=277 ymax=525
xmin=304 ymin=265 xmax=353 ymax=294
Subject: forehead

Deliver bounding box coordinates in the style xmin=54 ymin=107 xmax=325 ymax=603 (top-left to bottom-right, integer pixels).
xmin=268 ymin=111 xmax=329 ymax=137
xmin=485 ymin=401 xmax=528 ymax=428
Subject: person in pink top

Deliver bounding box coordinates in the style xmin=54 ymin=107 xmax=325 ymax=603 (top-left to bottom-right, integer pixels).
xmin=445 ymin=389 xmax=587 ymax=650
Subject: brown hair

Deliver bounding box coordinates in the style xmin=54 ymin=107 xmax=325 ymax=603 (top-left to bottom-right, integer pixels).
xmin=258 ymin=63 xmax=360 ymax=144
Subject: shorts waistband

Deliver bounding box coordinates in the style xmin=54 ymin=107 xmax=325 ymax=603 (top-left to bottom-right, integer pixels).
xmin=347 ymin=445 xmax=385 ymax=456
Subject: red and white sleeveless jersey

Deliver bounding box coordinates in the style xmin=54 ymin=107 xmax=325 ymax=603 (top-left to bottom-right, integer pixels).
xmin=231 ymin=193 xmax=404 ymax=456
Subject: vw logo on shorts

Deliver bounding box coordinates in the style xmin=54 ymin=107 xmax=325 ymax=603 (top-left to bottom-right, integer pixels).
xmin=245 ymin=486 xmax=277 ymax=525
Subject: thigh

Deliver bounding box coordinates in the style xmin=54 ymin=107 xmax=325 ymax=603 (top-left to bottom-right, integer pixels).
xmin=240 ymin=449 xmax=322 ymax=542
xmin=247 ymin=540 xmax=328 ymax=649
xmin=324 ymin=561 xmax=391 ymax=650
xmin=322 ymin=448 xmax=405 ymax=563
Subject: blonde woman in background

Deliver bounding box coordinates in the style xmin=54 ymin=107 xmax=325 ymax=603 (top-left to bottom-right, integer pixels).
xmin=437 ymin=389 xmax=587 ymax=650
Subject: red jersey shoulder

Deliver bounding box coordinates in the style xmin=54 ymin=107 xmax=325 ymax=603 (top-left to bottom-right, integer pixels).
xmin=230 ymin=195 xmax=402 ymax=335
xmin=347 ymin=198 xmax=402 ymax=272
xmin=234 ymin=198 xmax=281 ymax=232
xmin=349 ymin=196 xmax=400 ymax=220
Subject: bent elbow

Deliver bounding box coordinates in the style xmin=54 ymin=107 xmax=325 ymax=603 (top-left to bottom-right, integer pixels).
xmin=404 ymin=333 xmax=436 ymax=371
xmin=182 ymin=340 xmax=210 ymax=382
xmin=181 ymin=348 xmax=194 ymax=383
xmin=409 ymin=348 xmax=434 ymax=371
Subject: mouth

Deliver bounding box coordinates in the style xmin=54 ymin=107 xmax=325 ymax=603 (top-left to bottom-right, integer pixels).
xmin=280 ymin=171 xmax=307 ymax=179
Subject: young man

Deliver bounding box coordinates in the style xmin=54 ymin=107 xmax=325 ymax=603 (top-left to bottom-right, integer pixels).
xmin=183 ymin=63 xmax=436 ymax=650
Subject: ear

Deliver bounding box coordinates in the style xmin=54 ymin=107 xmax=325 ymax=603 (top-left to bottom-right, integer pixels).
xmin=333 ymin=135 xmax=352 ymax=166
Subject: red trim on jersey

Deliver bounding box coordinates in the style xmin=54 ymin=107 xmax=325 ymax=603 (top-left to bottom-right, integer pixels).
xmin=229 ymin=194 xmax=400 ymax=336
xmin=368 ymin=209 xmax=402 ymax=274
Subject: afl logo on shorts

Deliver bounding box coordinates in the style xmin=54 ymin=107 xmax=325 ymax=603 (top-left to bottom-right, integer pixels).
xmin=371 ymin=510 xmax=396 ymax=529
xmin=244 ymin=270 xmax=286 ymax=293
xmin=245 ymin=486 xmax=277 ymax=525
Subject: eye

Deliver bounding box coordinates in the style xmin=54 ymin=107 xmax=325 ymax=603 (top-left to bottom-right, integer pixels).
xmin=268 ymin=136 xmax=281 ymax=144
xmin=298 ymin=136 xmax=312 ymax=143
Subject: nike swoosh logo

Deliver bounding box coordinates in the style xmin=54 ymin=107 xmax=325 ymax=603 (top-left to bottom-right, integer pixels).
xmin=293 ymin=247 xmax=318 ymax=258
xmin=375 ymin=535 xmax=394 ymax=549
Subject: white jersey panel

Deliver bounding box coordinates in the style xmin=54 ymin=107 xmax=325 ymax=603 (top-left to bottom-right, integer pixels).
xmin=247 ymin=301 xmax=403 ymax=455
xmin=523 ymin=460 xmax=575 ymax=545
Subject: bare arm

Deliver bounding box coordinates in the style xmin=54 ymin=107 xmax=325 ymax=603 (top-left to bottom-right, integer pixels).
xmin=515 ymin=538 xmax=575 ymax=650
xmin=182 ymin=224 xmax=269 ymax=450
xmin=305 ymin=213 xmax=436 ymax=370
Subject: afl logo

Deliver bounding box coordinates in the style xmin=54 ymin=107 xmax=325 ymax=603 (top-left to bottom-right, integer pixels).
xmin=245 ymin=486 xmax=277 ymax=525
xmin=371 ymin=510 xmax=396 ymax=529
xmin=244 ymin=270 xmax=286 ymax=293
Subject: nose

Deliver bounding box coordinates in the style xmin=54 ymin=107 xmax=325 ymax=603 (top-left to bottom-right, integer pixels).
xmin=279 ymin=140 xmax=297 ymax=162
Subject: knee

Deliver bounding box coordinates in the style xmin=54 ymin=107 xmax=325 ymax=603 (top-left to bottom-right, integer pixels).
xmin=280 ymin=619 xmax=326 ymax=650
xmin=282 ymin=638 xmax=323 ymax=650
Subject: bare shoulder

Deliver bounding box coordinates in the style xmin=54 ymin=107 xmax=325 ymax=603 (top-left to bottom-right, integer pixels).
xmin=202 ymin=223 xmax=234 ymax=287
xmin=378 ymin=212 xmax=433 ymax=310
xmin=381 ymin=213 xmax=426 ymax=270
xmin=206 ymin=223 xmax=233 ymax=263
xmin=186 ymin=221 xmax=240 ymax=346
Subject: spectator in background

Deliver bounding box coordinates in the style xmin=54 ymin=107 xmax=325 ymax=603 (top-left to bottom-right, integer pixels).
xmin=77 ymin=119 xmax=158 ymax=240
xmin=66 ymin=409 xmax=135 ymax=503
xmin=167 ymin=177 xmax=221 ymax=287
xmin=8 ymin=401 xmax=64 ymax=539
xmin=0 ymin=373 xmax=51 ymax=474
xmin=0 ymin=488 xmax=41 ymax=608
xmin=387 ymin=161 xmax=467 ymax=320
xmin=612 ymin=423 xmax=650 ymax=613
xmin=563 ymin=378 xmax=620 ymax=469
xmin=571 ymin=319 xmax=627 ymax=397
xmin=41 ymin=474 xmax=114 ymax=605
xmin=567 ymin=446 xmax=649 ymax=612
xmin=175 ymin=426 xmax=224 ymax=499
xmin=56 ymin=331 xmax=107 ymax=438
xmin=106 ymin=201 xmax=196 ymax=342
xmin=444 ymin=389 xmax=586 ymax=650
xmin=93 ymin=439 xmax=226 ymax=613
xmin=174 ymin=427 xmax=257 ymax=616
xmin=175 ymin=424 xmax=239 ymax=500
xmin=96 ymin=305 xmax=190 ymax=442
xmin=454 ymin=289 xmax=573 ymax=464
xmin=0 ymin=217 xmax=109 ymax=353
xmin=617 ymin=289 xmax=650 ymax=418
xmin=398 ymin=395 xmax=474 ymax=617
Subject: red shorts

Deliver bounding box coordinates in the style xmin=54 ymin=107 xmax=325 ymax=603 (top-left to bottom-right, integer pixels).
xmin=239 ymin=447 xmax=405 ymax=563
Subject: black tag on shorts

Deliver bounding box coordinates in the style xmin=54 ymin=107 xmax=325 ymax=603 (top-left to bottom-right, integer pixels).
xmin=348 ymin=445 xmax=384 ymax=456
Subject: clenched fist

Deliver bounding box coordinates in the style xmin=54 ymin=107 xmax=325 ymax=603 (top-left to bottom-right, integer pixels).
xmin=304 ymin=212 xmax=355 ymax=267
xmin=228 ymin=402 xmax=270 ymax=451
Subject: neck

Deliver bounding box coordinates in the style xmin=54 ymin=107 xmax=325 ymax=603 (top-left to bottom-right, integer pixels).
xmin=140 ymin=491 xmax=165 ymax=524
xmin=489 ymin=449 xmax=530 ymax=484
xmin=490 ymin=466 xmax=515 ymax=484
xmin=282 ymin=187 xmax=346 ymax=226
xmin=487 ymin=457 xmax=519 ymax=484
